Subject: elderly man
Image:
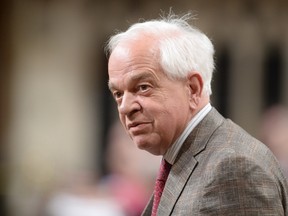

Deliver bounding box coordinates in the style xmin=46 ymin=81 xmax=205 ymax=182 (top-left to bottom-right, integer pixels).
xmin=106 ymin=13 xmax=288 ymax=215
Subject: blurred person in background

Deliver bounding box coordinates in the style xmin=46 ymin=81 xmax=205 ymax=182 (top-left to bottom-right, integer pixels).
xmin=259 ymin=105 xmax=288 ymax=177
xmin=44 ymin=170 xmax=126 ymax=216
xmin=44 ymin=120 xmax=159 ymax=216
xmin=106 ymin=12 xmax=288 ymax=215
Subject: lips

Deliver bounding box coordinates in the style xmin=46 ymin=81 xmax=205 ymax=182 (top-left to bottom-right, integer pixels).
xmin=128 ymin=122 xmax=144 ymax=129
xmin=127 ymin=121 xmax=150 ymax=133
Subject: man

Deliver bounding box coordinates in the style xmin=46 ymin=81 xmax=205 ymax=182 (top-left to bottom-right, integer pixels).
xmin=106 ymin=13 xmax=288 ymax=215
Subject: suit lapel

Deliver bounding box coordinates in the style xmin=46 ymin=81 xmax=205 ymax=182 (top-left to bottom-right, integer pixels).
xmin=141 ymin=195 xmax=153 ymax=216
xmin=157 ymin=153 xmax=198 ymax=215
xmin=142 ymin=157 xmax=198 ymax=216
xmin=157 ymin=108 xmax=224 ymax=215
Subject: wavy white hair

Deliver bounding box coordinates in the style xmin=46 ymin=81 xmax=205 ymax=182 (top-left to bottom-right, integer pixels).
xmin=106 ymin=13 xmax=215 ymax=95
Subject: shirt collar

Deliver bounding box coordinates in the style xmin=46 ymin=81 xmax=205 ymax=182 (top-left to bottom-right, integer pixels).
xmin=164 ymin=103 xmax=212 ymax=164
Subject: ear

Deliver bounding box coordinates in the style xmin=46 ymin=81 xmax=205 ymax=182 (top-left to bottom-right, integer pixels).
xmin=187 ymin=72 xmax=204 ymax=109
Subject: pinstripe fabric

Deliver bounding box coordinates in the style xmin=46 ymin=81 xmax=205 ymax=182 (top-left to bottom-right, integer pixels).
xmin=142 ymin=108 xmax=288 ymax=216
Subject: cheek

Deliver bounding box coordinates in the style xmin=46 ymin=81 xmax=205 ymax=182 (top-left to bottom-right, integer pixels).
xmin=154 ymin=108 xmax=177 ymax=133
xmin=160 ymin=100 xmax=190 ymax=128
xmin=119 ymin=114 xmax=126 ymax=128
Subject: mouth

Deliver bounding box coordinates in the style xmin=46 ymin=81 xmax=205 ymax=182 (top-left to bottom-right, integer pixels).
xmin=128 ymin=122 xmax=143 ymax=129
xmin=127 ymin=122 xmax=150 ymax=132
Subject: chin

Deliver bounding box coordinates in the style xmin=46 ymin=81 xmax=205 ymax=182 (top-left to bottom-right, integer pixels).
xmin=136 ymin=142 xmax=161 ymax=155
xmin=135 ymin=140 xmax=149 ymax=150
xmin=132 ymin=135 xmax=161 ymax=155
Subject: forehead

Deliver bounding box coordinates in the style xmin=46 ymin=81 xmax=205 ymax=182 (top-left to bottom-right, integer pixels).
xmin=108 ymin=36 xmax=158 ymax=67
xmin=108 ymin=38 xmax=163 ymax=87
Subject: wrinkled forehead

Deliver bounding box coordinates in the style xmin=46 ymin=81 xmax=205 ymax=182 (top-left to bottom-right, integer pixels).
xmin=110 ymin=34 xmax=159 ymax=58
xmin=108 ymin=36 xmax=160 ymax=71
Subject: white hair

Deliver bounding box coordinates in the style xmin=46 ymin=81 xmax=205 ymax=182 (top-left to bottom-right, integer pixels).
xmin=106 ymin=13 xmax=215 ymax=95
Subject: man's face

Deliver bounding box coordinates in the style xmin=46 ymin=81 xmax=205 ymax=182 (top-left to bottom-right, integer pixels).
xmin=108 ymin=39 xmax=193 ymax=155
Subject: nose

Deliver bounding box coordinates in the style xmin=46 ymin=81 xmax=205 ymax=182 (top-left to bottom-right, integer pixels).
xmin=118 ymin=92 xmax=141 ymax=116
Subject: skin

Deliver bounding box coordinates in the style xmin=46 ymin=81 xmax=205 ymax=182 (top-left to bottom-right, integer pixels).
xmin=108 ymin=36 xmax=209 ymax=155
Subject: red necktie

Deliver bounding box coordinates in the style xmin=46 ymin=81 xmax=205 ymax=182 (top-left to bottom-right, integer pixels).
xmin=151 ymin=159 xmax=172 ymax=216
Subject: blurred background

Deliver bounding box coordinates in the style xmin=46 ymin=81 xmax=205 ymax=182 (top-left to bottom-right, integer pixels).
xmin=0 ymin=0 xmax=288 ymax=215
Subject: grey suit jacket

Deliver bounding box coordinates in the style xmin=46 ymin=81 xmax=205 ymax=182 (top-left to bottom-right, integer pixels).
xmin=142 ymin=108 xmax=288 ymax=215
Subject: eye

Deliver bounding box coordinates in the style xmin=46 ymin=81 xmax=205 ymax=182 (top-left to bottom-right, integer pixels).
xmin=138 ymin=84 xmax=151 ymax=92
xmin=113 ymin=91 xmax=123 ymax=100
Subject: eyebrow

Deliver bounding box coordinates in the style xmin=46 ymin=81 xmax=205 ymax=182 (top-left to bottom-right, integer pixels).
xmin=108 ymin=71 xmax=157 ymax=91
xmin=130 ymin=71 xmax=156 ymax=82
